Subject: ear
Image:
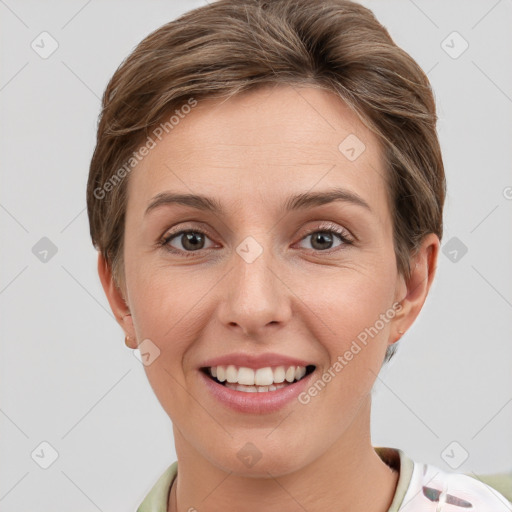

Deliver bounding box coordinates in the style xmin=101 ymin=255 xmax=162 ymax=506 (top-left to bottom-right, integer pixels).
xmin=391 ymin=233 xmax=440 ymax=343
xmin=97 ymin=252 xmax=138 ymax=348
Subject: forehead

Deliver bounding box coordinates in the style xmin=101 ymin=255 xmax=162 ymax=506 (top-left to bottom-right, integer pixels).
xmin=128 ymin=85 xmax=389 ymax=217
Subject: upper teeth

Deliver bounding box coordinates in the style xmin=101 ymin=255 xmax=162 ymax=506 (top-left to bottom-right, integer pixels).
xmin=210 ymin=365 xmax=307 ymax=386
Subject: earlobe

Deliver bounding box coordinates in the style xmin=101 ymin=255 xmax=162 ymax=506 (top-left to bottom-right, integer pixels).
xmin=122 ymin=314 xmax=138 ymax=349
xmin=97 ymin=253 xmax=137 ymax=343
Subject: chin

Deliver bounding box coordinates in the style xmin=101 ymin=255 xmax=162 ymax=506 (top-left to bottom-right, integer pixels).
xmin=204 ymin=438 xmax=314 ymax=478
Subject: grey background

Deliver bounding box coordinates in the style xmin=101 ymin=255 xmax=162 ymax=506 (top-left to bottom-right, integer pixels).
xmin=1 ymin=0 xmax=511 ymax=510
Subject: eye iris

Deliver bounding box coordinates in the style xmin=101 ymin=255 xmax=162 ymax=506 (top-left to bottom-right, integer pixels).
xmin=182 ymin=232 xmax=204 ymax=251
xmin=311 ymin=231 xmax=333 ymax=250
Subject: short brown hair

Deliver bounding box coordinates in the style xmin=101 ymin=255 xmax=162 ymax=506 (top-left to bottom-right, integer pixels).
xmin=86 ymin=0 xmax=445 ymax=364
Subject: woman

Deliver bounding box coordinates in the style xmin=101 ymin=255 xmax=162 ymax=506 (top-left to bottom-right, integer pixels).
xmin=86 ymin=0 xmax=512 ymax=510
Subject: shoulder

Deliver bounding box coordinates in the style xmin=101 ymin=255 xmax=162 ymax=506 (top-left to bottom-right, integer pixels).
xmin=399 ymin=458 xmax=512 ymax=511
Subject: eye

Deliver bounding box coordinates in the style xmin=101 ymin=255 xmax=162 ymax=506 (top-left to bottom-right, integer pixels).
xmin=296 ymin=224 xmax=353 ymax=252
xmin=160 ymin=229 xmax=216 ymax=255
xmin=158 ymin=222 xmax=353 ymax=258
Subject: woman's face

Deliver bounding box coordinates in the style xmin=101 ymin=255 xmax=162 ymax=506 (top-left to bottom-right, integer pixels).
xmin=113 ymin=85 xmax=427 ymax=476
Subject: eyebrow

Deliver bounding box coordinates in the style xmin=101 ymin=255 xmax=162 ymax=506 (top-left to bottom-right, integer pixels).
xmin=144 ymin=187 xmax=372 ymax=217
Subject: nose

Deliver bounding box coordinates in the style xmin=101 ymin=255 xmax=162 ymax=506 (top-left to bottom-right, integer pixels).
xmin=217 ymin=240 xmax=293 ymax=338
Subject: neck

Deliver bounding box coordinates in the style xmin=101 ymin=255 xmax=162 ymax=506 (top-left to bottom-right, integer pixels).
xmin=168 ymin=396 xmax=399 ymax=512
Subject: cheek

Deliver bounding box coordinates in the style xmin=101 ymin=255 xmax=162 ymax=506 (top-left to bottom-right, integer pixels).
xmin=125 ymin=260 xmax=219 ymax=390
xmin=126 ymin=252 xmax=204 ymax=335
xmin=295 ymin=272 xmax=395 ymax=429
xmin=128 ymin=267 xmax=201 ymax=411
xmin=296 ymin=258 xmax=396 ymax=371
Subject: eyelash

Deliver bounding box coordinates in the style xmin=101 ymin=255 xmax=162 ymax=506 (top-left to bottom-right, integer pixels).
xmin=158 ymin=222 xmax=354 ymax=258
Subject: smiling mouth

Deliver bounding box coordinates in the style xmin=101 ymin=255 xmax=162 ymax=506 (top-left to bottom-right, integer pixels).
xmin=200 ymin=364 xmax=316 ymax=393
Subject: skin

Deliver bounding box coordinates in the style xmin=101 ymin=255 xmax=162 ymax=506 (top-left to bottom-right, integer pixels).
xmin=98 ymin=84 xmax=439 ymax=512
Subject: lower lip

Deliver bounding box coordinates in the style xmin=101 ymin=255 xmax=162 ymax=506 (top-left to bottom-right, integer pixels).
xmin=199 ymin=370 xmax=315 ymax=414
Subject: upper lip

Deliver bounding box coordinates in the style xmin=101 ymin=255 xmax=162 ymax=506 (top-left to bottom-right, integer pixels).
xmin=200 ymin=352 xmax=315 ymax=370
